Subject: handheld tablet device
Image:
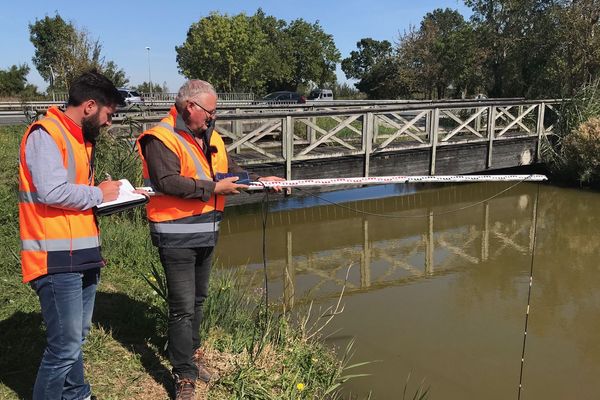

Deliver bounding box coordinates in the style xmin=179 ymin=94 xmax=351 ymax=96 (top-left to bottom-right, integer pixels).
xmin=214 ymin=172 xmax=251 ymax=185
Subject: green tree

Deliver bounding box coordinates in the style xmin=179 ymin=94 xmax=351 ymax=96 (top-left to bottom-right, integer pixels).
xmin=176 ymin=10 xmax=340 ymax=94
xmin=464 ymin=0 xmax=600 ymax=97
xmin=250 ymin=9 xmax=294 ymax=94
xmin=176 ymin=12 xmax=268 ymax=93
xmin=341 ymin=38 xmax=399 ymax=99
xmin=29 ymin=13 xmax=129 ymax=90
xmin=135 ymin=82 xmax=166 ymax=94
xmin=29 ymin=14 xmax=75 ymax=89
xmin=0 ymin=64 xmax=38 ymax=97
xmin=402 ymin=8 xmax=481 ymax=99
xmin=341 ymin=38 xmax=393 ymax=80
xmin=357 ymin=57 xmax=407 ymax=99
xmin=283 ymin=19 xmax=340 ymax=90
xmin=555 ymin=0 xmax=600 ymax=96
xmin=103 ymin=61 xmax=130 ymax=88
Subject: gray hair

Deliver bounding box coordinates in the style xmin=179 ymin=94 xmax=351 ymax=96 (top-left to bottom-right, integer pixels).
xmin=174 ymin=80 xmax=217 ymax=111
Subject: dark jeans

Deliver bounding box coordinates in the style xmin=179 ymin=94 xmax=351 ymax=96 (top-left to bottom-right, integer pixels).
xmin=158 ymin=246 xmax=213 ymax=380
xmin=30 ymin=268 xmax=100 ymax=400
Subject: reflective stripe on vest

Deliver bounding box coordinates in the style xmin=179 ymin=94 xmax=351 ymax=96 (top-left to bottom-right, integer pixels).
xmin=150 ymin=220 xmax=220 ymax=234
xmin=21 ymin=236 xmax=100 ymax=252
xmin=43 ymin=117 xmax=77 ymax=183
xmin=156 ymin=122 xmax=211 ymax=181
xmin=147 ymin=211 xmax=222 ymax=248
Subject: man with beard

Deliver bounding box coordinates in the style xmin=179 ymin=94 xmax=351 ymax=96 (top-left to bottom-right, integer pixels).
xmin=18 ymin=71 xmax=123 ymax=400
xmin=137 ymin=80 xmax=282 ymax=399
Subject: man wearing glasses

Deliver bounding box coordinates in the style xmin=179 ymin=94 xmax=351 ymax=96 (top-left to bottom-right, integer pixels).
xmin=136 ymin=80 xmax=281 ymax=399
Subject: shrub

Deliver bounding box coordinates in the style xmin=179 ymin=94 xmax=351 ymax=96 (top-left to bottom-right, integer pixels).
xmin=543 ymin=78 xmax=600 ymax=187
xmin=562 ymin=118 xmax=600 ymax=185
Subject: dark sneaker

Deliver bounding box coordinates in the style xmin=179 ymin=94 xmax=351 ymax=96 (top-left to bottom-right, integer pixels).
xmin=174 ymin=375 xmax=196 ymax=400
xmin=192 ymin=348 xmax=213 ymax=383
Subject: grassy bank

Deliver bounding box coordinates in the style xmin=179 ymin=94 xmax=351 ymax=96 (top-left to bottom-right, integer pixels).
xmin=0 ymin=124 xmax=353 ymax=399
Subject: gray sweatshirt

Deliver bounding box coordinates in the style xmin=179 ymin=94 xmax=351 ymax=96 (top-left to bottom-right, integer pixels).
xmin=25 ymin=127 xmax=103 ymax=210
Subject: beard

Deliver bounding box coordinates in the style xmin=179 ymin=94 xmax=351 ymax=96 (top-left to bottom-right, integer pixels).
xmin=82 ymin=111 xmax=102 ymax=143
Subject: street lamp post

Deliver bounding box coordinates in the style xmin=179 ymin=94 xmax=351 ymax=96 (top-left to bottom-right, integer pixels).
xmin=145 ymin=46 xmax=153 ymax=102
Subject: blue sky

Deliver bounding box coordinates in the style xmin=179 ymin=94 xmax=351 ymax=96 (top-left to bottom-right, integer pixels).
xmin=0 ymin=0 xmax=471 ymax=92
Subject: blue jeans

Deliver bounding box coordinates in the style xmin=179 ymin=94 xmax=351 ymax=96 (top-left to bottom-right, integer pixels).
xmin=158 ymin=247 xmax=213 ymax=380
xmin=30 ymin=268 xmax=100 ymax=400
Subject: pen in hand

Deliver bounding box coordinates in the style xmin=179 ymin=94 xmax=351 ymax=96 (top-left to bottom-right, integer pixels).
xmin=98 ymin=175 xmax=121 ymax=202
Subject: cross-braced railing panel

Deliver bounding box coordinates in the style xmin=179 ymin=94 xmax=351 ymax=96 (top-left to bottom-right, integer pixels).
xmin=495 ymin=105 xmax=538 ymax=137
xmin=440 ymin=107 xmax=487 ymax=142
xmin=296 ymin=114 xmax=363 ymax=157
xmin=221 ymin=119 xmax=283 ymax=160
xmin=373 ymin=111 xmax=429 ymax=151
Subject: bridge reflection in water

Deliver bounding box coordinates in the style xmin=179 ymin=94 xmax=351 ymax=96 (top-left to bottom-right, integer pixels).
xmin=216 ymin=182 xmax=542 ymax=311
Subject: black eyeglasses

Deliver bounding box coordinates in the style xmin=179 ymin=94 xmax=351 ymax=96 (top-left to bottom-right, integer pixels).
xmin=190 ymin=101 xmax=217 ymax=116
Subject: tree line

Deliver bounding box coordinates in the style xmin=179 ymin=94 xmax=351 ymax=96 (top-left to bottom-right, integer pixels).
xmin=344 ymin=0 xmax=599 ymax=99
xmin=1 ymin=1 xmax=598 ymax=100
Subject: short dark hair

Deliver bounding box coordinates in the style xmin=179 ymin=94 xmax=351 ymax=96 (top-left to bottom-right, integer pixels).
xmin=67 ymin=70 xmax=124 ymax=107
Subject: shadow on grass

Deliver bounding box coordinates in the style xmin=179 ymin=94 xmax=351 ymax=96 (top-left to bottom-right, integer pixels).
xmin=0 ymin=311 xmax=44 ymax=399
xmin=93 ymin=291 xmax=171 ymax=394
xmin=0 ymin=292 xmax=170 ymax=399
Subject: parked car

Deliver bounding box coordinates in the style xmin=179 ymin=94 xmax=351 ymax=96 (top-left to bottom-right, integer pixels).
xmin=118 ymin=88 xmax=144 ymax=106
xmin=260 ymin=91 xmax=306 ymax=104
xmin=308 ymin=88 xmax=334 ymax=101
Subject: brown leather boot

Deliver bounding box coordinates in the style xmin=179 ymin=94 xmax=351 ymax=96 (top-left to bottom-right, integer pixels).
xmin=192 ymin=348 xmax=213 ymax=383
xmin=174 ymin=375 xmax=196 ymax=400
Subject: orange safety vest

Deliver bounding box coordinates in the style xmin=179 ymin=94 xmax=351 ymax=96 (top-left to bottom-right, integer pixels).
xmin=19 ymin=107 xmax=103 ymax=283
xmin=136 ymin=107 xmax=228 ymax=248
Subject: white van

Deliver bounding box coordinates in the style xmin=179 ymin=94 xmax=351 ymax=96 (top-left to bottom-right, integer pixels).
xmin=308 ymin=88 xmax=334 ymax=101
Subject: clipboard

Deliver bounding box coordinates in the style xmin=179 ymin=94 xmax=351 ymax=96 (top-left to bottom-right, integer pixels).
xmin=95 ymin=179 xmax=149 ymax=216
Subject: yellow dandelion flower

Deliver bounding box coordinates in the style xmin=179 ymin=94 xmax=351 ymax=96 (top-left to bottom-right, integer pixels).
xmin=296 ymin=383 xmax=305 ymax=391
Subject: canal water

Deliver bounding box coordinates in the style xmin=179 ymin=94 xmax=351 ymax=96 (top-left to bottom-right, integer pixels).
xmin=215 ymin=182 xmax=600 ymax=399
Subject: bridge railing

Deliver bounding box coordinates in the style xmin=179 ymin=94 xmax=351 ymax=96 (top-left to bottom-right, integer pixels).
xmin=3 ymin=99 xmax=559 ymax=177
xmin=216 ymin=99 xmax=559 ymax=177
xmin=105 ymin=98 xmax=559 ymax=178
